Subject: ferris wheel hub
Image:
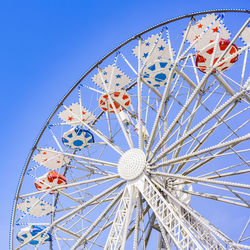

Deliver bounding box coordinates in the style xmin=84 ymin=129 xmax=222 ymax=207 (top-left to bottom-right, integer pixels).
xmin=118 ymin=148 xmax=146 ymax=181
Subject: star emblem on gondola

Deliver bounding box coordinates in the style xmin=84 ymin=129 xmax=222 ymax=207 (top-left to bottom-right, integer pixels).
xmin=158 ymin=45 xmax=165 ymax=51
xmin=212 ymin=27 xmax=219 ymax=33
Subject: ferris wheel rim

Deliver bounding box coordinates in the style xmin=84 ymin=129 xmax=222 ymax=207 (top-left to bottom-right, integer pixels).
xmin=10 ymin=9 xmax=250 ymax=249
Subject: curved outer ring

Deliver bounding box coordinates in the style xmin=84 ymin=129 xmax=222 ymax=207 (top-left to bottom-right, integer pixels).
xmin=10 ymin=9 xmax=250 ymax=249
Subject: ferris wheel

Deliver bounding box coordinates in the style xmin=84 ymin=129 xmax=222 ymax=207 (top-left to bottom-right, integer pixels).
xmin=10 ymin=9 xmax=250 ymax=249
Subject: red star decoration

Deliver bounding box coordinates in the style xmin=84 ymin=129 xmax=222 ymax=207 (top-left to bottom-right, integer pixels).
xmin=198 ymin=24 xmax=203 ymax=29
xmin=209 ymin=40 xmax=214 ymax=43
xmin=82 ymin=111 xmax=86 ymax=115
xmin=194 ymin=35 xmax=199 ymax=40
xmin=43 ymin=152 xmax=47 ymax=155
xmin=68 ymin=116 xmax=73 ymax=121
xmin=56 ymin=161 xmax=61 ymax=163
xmin=212 ymin=27 xmax=219 ymax=33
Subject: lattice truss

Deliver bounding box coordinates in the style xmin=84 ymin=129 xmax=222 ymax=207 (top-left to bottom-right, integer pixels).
xmin=11 ymin=11 xmax=250 ymax=250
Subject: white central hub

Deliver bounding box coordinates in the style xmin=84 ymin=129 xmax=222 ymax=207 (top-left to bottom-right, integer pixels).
xmin=118 ymin=148 xmax=146 ymax=181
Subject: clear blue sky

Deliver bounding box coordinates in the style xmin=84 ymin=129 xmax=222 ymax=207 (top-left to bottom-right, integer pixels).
xmin=1 ymin=0 xmax=249 ymax=248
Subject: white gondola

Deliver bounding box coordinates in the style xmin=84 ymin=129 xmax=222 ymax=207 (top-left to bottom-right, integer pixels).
xmin=62 ymin=126 xmax=94 ymax=149
xmin=17 ymin=225 xmax=51 ymax=245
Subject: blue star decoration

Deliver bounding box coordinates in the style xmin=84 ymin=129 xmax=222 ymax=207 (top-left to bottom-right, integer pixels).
xmin=145 ymin=42 xmax=150 ymax=46
xmin=158 ymin=45 xmax=165 ymax=51
xmin=116 ymin=74 xmax=121 ymax=78
xmin=143 ymin=52 xmax=149 ymax=58
xmin=103 ymin=71 xmax=107 ymax=75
